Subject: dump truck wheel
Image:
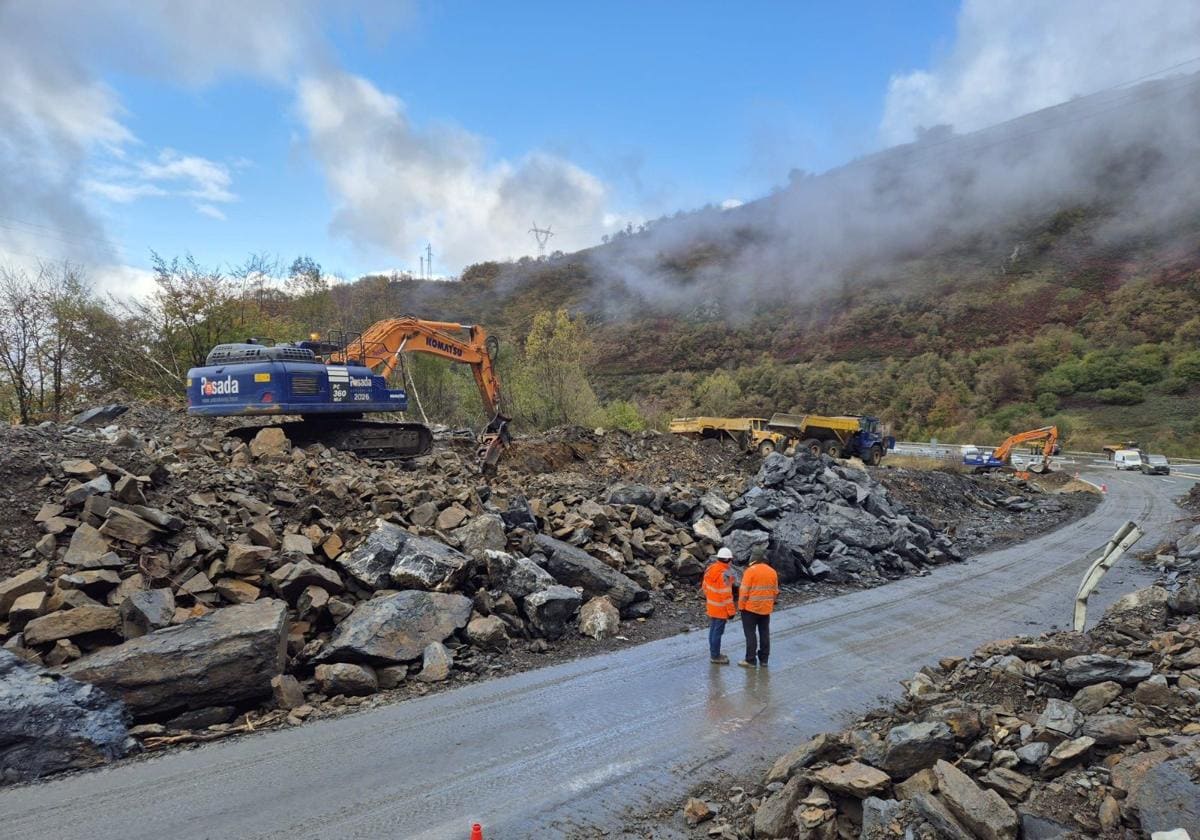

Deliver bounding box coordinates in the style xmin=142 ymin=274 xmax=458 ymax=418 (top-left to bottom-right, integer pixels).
xmin=758 ymin=440 xmax=777 ymax=457
xmin=803 ymin=438 xmax=822 ymax=457
xmin=865 ymin=445 xmax=883 ymax=466
xmin=822 ymin=440 xmax=844 ymax=459
xmin=736 ymin=431 xmax=750 ymax=452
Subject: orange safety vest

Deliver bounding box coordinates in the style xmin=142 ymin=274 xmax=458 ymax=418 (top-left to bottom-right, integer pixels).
xmin=738 ymin=562 xmax=779 ymax=615
xmin=702 ymin=561 xmax=737 ymax=619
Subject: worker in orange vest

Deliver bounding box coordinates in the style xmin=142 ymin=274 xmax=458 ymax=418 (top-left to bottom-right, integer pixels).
xmin=702 ymin=547 xmax=738 ymax=664
xmin=738 ymin=544 xmax=779 ymax=667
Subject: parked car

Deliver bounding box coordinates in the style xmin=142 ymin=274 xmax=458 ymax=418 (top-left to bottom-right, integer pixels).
xmin=1140 ymin=453 xmax=1171 ymax=475
xmin=1113 ymin=449 xmax=1142 ymax=471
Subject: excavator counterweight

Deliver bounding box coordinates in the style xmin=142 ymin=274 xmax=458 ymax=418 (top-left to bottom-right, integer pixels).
xmin=185 ymin=318 xmax=511 ymax=467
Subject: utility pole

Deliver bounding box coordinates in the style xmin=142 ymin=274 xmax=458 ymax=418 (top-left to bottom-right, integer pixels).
xmin=425 ymin=243 xmax=433 ymax=279
xmin=419 ymin=254 xmax=425 ymax=279
xmin=529 ymin=221 xmax=554 ymax=257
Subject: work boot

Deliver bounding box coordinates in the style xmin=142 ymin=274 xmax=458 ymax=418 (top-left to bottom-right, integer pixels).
xmin=738 ymin=660 xmax=754 ymax=668
xmin=710 ymin=654 xmax=729 ymax=665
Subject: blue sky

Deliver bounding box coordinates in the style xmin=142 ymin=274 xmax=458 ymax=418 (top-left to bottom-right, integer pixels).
xmin=1 ymin=1 xmax=1196 ymax=292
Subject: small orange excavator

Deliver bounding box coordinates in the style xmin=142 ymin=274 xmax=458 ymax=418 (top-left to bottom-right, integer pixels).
xmin=187 ymin=317 xmax=511 ymax=467
xmin=962 ymin=425 xmax=1059 ymax=473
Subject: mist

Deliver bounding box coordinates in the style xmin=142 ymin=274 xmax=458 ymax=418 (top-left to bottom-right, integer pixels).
xmin=578 ymin=71 xmax=1200 ymax=320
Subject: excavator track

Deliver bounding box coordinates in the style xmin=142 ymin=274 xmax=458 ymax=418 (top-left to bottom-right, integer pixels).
xmin=229 ymin=420 xmax=433 ymax=460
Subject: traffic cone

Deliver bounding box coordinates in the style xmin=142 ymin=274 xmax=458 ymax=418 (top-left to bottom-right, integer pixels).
xmin=470 ymin=824 xmax=483 ymax=840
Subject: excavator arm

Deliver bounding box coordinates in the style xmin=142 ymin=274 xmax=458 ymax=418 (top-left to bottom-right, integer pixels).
xmin=329 ymin=318 xmax=511 ymax=467
xmin=992 ymin=425 xmax=1059 ymax=471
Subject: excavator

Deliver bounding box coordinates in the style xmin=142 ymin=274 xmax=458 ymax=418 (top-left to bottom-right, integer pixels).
xmin=185 ymin=317 xmax=511 ymax=467
xmin=962 ymin=425 xmax=1059 ymax=474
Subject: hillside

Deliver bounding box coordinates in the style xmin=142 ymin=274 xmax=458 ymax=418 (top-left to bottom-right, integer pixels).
xmin=327 ymin=72 xmax=1200 ymax=455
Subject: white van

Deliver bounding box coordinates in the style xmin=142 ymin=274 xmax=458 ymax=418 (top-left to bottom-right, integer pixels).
xmin=1113 ymin=449 xmax=1141 ymax=470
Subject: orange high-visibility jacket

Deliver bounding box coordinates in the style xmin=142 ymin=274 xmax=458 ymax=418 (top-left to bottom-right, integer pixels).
xmin=738 ymin=562 xmax=779 ymax=615
xmin=702 ymin=561 xmax=737 ymax=619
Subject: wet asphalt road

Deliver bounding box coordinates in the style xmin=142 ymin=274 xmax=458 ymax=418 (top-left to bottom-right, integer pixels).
xmin=1 ymin=468 xmax=1194 ymax=840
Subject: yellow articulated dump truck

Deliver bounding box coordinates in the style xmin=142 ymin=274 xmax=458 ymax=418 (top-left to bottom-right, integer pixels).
xmin=668 ymin=417 xmax=787 ymax=456
xmin=670 ymin=413 xmax=895 ymax=464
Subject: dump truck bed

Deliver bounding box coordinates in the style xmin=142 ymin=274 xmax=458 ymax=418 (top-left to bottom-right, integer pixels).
xmin=668 ymin=416 xmax=765 ymax=435
xmin=767 ymin=413 xmax=863 ymax=434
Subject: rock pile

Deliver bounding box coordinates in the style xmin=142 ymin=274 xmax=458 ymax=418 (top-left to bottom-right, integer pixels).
xmin=686 ymin=585 xmax=1200 ymax=839
xmin=0 ymin=404 xmax=1078 ymax=782
xmin=724 ymin=452 xmax=962 ymax=584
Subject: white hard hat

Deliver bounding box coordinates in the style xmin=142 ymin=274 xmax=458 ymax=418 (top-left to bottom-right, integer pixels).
xmin=716 ymin=547 xmax=733 ymax=560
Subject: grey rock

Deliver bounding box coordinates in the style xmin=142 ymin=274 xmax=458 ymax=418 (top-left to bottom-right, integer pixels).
xmin=319 ymin=591 xmax=472 ymax=665
xmin=752 ymin=774 xmax=805 ymax=838
xmin=933 ymin=760 xmax=1018 ymax=840
xmin=882 ymin=721 xmax=956 ymax=778
xmin=1062 ymin=654 xmax=1153 ymax=686
xmin=533 ymin=535 xmax=647 ymax=614
xmin=0 ymin=649 xmax=128 ymax=782
xmin=604 ymin=482 xmax=655 ymax=507
xmin=68 ymin=404 xmax=129 ymax=427
xmin=335 ymin=521 xmax=406 ymax=590
xmin=1167 ymin=577 xmax=1200 ymax=614
xmin=453 ymin=514 xmax=507 ymax=554
xmin=861 ymin=797 xmax=902 ymax=836
xmin=523 ymin=585 xmax=582 ymax=640
xmin=389 ymin=534 xmax=471 ymax=592
xmin=1019 ymin=812 xmax=1074 ymax=840
xmin=486 ymin=551 xmax=556 ymax=599
xmin=1127 ymin=754 xmax=1200 ymax=836
xmin=65 ymin=600 xmax=288 ymax=717
xmin=1016 ymin=741 xmax=1050 ymax=766
xmin=166 ymin=705 xmax=236 ymax=730
xmin=1036 ymin=698 xmax=1082 ymax=737
xmin=722 ymin=528 xmax=771 ymax=565
xmin=119 ymin=589 xmax=175 ymax=639
xmin=910 ymin=793 xmax=973 ymax=840
xmin=1082 ymin=714 xmax=1140 ymax=745
xmin=766 ymin=733 xmax=844 ymax=783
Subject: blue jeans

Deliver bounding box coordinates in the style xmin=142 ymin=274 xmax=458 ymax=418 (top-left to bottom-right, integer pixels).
xmin=708 ymin=618 xmax=727 ymax=658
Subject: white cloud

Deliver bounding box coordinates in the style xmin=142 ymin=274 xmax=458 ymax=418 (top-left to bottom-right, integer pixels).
xmin=297 ymin=71 xmax=622 ymax=270
xmin=881 ymin=0 xmax=1200 ymax=144
xmin=720 ymin=198 xmax=743 ymax=210
xmin=195 ymin=204 xmax=228 ymax=221
xmin=91 ymin=263 xmax=159 ymax=300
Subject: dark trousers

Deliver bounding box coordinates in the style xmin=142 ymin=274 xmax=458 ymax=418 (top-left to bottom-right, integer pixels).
xmin=742 ymin=612 xmax=770 ymax=664
xmin=708 ymin=618 xmax=727 ymax=658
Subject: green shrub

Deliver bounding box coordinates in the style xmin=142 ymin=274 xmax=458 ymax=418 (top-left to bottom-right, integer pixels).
xmin=596 ymin=400 xmax=647 ymax=431
xmin=1161 ymin=376 xmax=1190 ymax=395
xmin=1094 ymin=380 xmax=1145 ymax=405
xmin=1174 ymin=349 xmax=1200 ymax=383
xmin=1035 ymin=392 xmax=1059 ymax=414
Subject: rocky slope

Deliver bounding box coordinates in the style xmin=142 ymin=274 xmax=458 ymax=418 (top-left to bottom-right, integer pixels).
xmin=0 ymin=404 xmax=1095 ymax=782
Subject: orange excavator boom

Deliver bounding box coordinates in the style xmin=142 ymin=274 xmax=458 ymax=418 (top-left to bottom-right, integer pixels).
xmin=330 ymin=317 xmax=511 ymax=467
xmin=992 ymin=425 xmax=1059 ymax=470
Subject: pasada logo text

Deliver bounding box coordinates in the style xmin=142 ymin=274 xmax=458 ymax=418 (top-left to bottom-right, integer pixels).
xmin=201 ymin=376 xmax=240 ymax=396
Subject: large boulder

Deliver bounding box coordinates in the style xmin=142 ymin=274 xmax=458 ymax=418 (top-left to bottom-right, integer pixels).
xmin=933 ymin=759 xmax=1018 ymax=840
xmin=334 ymin=521 xmax=406 ymax=589
xmin=1167 ymin=577 xmax=1200 ymax=614
xmin=723 ymin=528 xmax=770 ymax=565
xmin=314 ymin=663 xmax=378 ymax=696
xmin=319 ymin=591 xmax=472 ymax=664
xmin=1126 ymin=752 xmax=1200 ymax=836
xmin=486 ymin=551 xmax=556 ymax=598
xmin=0 ymin=649 xmax=129 ymax=782
xmin=523 ymin=585 xmax=583 ymax=640
xmin=1062 ymin=654 xmax=1153 ymax=686
xmin=453 ymin=514 xmax=507 ymax=554
xmin=533 ymin=535 xmax=647 ymax=614
xmin=882 ymin=721 xmax=956 ymax=777
xmin=24 ymin=606 xmax=119 ymax=645
xmin=335 ymin=522 xmax=469 ymax=592
xmin=64 ymin=600 xmax=288 ymax=717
